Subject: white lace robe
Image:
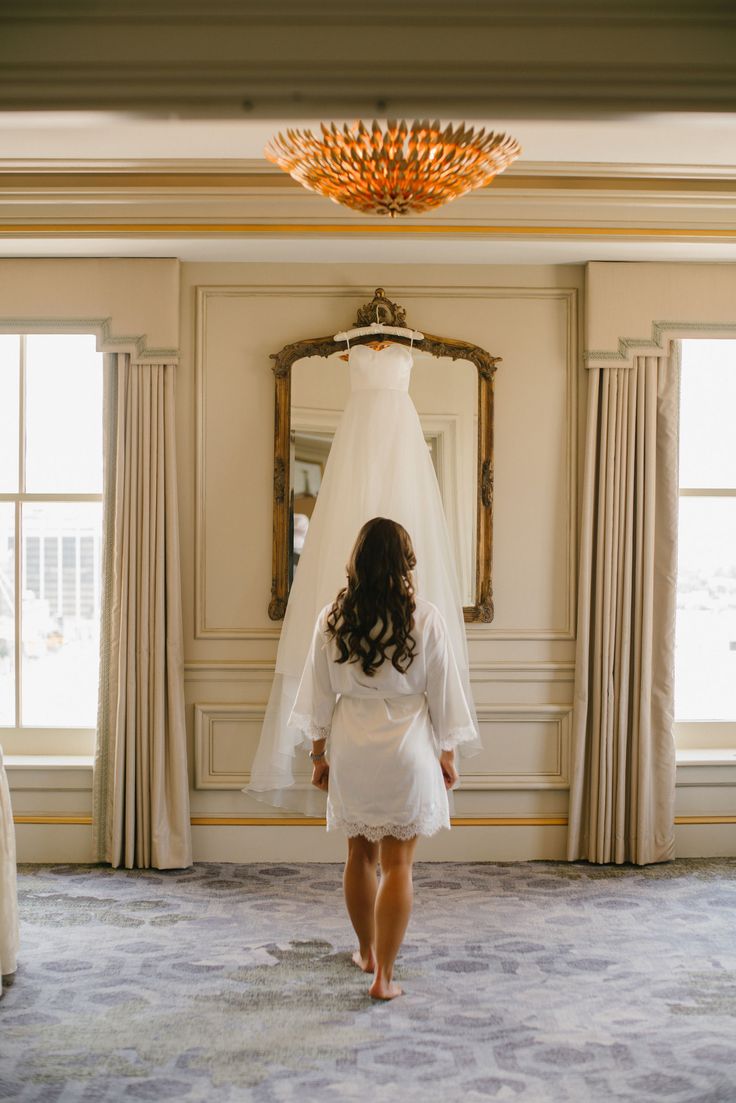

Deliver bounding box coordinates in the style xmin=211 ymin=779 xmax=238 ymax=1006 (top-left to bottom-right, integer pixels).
xmin=289 ymin=598 xmax=478 ymax=841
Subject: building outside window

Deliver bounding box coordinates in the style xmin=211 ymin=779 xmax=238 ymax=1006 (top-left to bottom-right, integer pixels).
xmin=0 ymin=333 xmax=103 ymax=750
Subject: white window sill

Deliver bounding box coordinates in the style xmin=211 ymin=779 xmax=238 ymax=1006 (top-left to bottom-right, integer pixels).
xmin=4 ymin=755 xmax=95 ymax=770
xmin=675 ymin=748 xmax=736 ymax=766
xmin=2 ymin=751 xmax=736 ymax=772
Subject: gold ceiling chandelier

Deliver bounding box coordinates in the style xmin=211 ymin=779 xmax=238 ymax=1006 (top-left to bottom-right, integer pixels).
xmin=264 ymin=119 xmax=522 ymax=217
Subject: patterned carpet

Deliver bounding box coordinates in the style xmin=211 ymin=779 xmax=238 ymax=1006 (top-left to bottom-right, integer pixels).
xmin=1 ymin=860 xmax=735 ymax=1102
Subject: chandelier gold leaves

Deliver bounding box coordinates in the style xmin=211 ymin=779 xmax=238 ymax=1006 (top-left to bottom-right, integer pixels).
xmin=264 ymin=119 xmax=522 ymax=217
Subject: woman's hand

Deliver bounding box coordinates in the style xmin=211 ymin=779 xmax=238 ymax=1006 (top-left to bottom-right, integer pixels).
xmin=439 ymin=750 xmax=458 ymax=790
xmin=311 ymin=760 xmax=329 ymax=791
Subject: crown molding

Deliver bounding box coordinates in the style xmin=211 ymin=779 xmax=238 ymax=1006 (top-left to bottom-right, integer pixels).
xmin=1 ymin=158 xmax=735 ymax=184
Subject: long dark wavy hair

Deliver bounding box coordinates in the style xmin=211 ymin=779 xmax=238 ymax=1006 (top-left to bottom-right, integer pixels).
xmin=326 ymin=517 xmax=417 ymax=676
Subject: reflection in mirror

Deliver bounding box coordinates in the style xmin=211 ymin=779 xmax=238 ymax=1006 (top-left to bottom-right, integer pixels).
xmin=290 ymin=350 xmax=477 ymax=606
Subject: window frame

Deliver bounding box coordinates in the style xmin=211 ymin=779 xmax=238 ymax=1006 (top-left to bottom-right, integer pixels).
xmin=0 ymin=333 xmax=102 ymax=756
xmin=673 ymin=337 xmax=736 ymax=751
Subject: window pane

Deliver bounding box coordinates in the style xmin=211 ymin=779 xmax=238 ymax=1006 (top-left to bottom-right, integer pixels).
xmin=0 ymin=503 xmax=14 ymax=726
xmin=675 ymin=497 xmax=736 ymax=721
xmin=0 ymin=335 xmax=20 ymax=493
xmin=679 ymin=340 xmax=736 ymax=489
xmin=25 ymin=334 xmax=103 ymax=493
xmin=21 ymin=502 xmax=101 ymax=727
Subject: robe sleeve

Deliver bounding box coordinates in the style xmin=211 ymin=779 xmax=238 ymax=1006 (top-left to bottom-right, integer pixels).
xmin=288 ymin=607 xmax=338 ymax=749
xmin=424 ymin=604 xmax=479 ymax=753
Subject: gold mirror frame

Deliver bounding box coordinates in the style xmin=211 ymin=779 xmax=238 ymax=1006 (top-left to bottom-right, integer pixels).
xmin=268 ymin=289 xmax=500 ymax=623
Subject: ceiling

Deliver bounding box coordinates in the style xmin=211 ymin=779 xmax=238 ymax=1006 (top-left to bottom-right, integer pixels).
xmin=2 ymin=111 xmax=736 ymax=169
xmin=1 ymin=25 xmax=735 ymax=266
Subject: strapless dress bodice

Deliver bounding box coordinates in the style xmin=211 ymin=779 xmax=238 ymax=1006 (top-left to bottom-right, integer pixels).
xmin=348 ymin=342 xmax=413 ymax=393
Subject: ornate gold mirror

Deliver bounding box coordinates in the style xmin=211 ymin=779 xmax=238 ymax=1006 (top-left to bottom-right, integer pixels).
xmin=269 ymin=289 xmax=499 ymax=623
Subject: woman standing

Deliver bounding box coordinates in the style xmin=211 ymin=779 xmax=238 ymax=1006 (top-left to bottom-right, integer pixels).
xmin=289 ymin=517 xmax=478 ymax=1000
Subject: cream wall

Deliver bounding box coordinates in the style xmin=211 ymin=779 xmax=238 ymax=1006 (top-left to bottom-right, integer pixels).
xmin=179 ymin=263 xmax=583 ymax=860
xmin=5 ymin=257 xmax=736 ymax=861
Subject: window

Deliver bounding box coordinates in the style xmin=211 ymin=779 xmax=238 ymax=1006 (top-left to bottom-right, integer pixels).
xmin=675 ymin=339 xmax=736 ymax=748
xmin=0 ymin=334 xmax=103 ymax=754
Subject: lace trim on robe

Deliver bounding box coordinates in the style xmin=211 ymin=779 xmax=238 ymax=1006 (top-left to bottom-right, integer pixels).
xmin=290 ymin=711 xmax=331 ymax=743
xmin=328 ymin=804 xmax=449 ymax=842
xmin=438 ymin=724 xmax=479 ymax=752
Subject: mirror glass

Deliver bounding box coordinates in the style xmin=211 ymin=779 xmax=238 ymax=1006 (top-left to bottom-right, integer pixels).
xmin=290 ymin=349 xmax=478 ymax=606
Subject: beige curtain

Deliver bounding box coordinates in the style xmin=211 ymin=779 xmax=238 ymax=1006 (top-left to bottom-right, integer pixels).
xmin=0 ymin=745 xmax=19 ymax=992
xmin=567 ymin=353 xmax=678 ymax=865
xmin=93 ymin=354 xmax=192 ymax=870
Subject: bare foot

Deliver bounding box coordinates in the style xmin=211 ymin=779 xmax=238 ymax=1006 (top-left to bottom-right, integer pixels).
xmin=369 ymin=976 xmax=403 ymax=1000
xmin=352 ymin=948 xmax=376 ymax=973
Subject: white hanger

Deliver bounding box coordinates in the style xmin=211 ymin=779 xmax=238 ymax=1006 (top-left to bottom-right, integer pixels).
xmin=333 ymin=322 xmax=424 ymax=345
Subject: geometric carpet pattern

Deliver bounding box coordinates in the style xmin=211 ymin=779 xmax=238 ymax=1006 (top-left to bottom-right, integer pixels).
xmin=1 ymin=859 xmax=735 ymax=1102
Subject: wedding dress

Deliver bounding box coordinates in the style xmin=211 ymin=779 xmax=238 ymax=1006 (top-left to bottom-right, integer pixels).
xmin=245 ymin=341 xmax=481 ymax=816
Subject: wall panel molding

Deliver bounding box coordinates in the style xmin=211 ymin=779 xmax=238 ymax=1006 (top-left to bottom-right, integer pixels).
xmin=195 ymin=282 xmax=578 ymax=641
xmin=184 ymin=659 xmax=576 ymax=682
xmin=469 ymin=705 xmax=571 ymax=790
xmin=194 ymin=702 xmax=265 ymax=789
xmin=193 ymin=701 xmax=572 ymax=792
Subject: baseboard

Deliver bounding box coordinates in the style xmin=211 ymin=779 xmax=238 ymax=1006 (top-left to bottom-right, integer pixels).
xmin=191 ymin=823 xmax=570 ymax=862
xmin=12 ymin=818 xmax=736 ymax=863
xmin=15 ymin=823 xmax=95 ymax=863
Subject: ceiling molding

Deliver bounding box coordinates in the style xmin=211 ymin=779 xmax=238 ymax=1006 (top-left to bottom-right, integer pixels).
xmin=1 ymin=158 xmax=735 ymax=184
xmin=0 ymin=185 xmax=734 ymax=233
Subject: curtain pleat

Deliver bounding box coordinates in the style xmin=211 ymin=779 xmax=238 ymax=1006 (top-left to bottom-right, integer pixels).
xmin=567 ymin=354 xmax=678 ymax=865
xmin=93 ymin=353 xmax=191 ymax=870
xmin=0 ymin=746 xmax=19 ymax=989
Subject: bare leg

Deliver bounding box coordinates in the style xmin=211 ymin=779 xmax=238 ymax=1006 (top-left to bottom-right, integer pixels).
xmin=343 ymin=835 xmax=379 ymax=972
xmin=370 ymin=834 xmax=418 ymax=1000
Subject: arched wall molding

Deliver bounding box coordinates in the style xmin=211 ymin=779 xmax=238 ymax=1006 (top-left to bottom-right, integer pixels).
xmin=0 ymin=258 xmax=180 ymax=364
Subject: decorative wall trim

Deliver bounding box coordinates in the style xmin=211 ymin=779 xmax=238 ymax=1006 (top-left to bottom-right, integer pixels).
xmin=190 ymin=816 xmax=569 ymax=827
xmin=14 ymin=815 xmax=736 ymax=827
xmin=0 ymin=314 xmax=178 ymax=363
xmin=470 ymin=661 xmax=576 ymax=683
xmin=467 ymin=285 xmax=578 ymax=641
xmin=194 ymin=285 xmax=281 ymax=640
xmin=14 ymin=815 xmax=93 ymax=825
xmin=675 ymin=816 xmax=736 ymax=825
xmin=469 ymin=705 xmax=571 ymax=790
xmin=3 ymin=158 xmax=736 ymax=183
xmin=194 ymin=701 xmax=573 ymax=792
xmin=3 ymin=223 xmax=736 ymax=240
xmin=183 ymin=659 xmax=577 ymax=682
xmin=586 ymin=319 xmax=736 ymax=368
xmin=185 ymin=660 xmax=277 ymax=682
xmin=194 ymin=703 xmax=266 ymax=789
xmin=195 ymin=283 xmax=577 ymax=642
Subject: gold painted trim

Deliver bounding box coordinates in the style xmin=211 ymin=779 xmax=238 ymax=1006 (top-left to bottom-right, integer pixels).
xmin=1 ymin=223 xmax=736 ymax=239
xmin=13 ymin=815 xmax=736 ymax=827
xmin=14 ymin=815 xmax=92 ymax=825
xmin=674 ymin=816 xmax=736 ymax=825
xmin=1 ymin=173 xmax=735 ymax=194
xmin=192 ymin=817 xmax=328 ymax=827
xmin=189 ymin=816 xmax=570 ymax=827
